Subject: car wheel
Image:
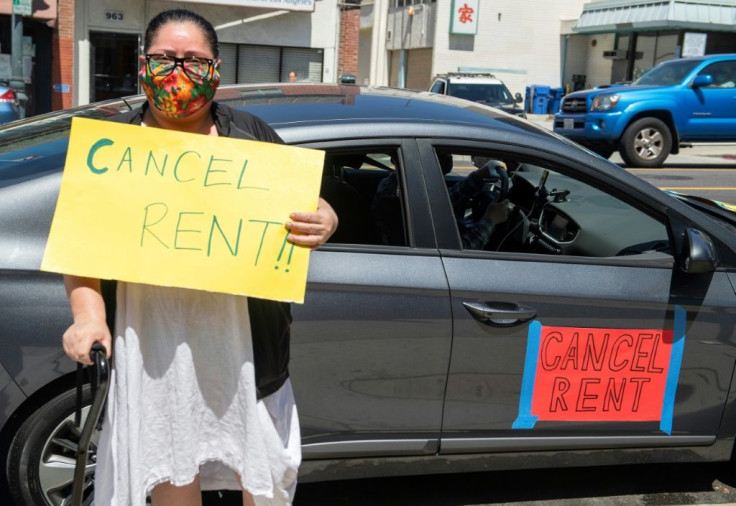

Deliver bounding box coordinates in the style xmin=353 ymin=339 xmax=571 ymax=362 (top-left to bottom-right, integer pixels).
xmin=6 ymin=386 xmax=97 ymax=506
xmin=619 ymin=117 xmax=672 ymax=168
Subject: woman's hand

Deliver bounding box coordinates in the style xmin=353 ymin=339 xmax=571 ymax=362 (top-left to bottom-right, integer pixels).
xmin=63 ymin=276 xmax=111 ymax=365
xmin=63 ymin=316 xmax=112 ymax=366
xmin=286 ymin=197 xmax=338 ymax=249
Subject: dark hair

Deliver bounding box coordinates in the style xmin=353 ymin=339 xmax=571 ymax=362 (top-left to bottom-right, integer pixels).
xmin=144 ymin=9 xmax=219 ymax=58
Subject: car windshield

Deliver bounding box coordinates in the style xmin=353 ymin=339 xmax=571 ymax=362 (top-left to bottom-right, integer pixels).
xmin=633 ymin=59 xmax=701 ymax=86
xmin=0 ymin=98 xmax=139 ymax=185
xmin=447 ymin=83 xmax=515 ymax=105
xmin=0 ymin=98 xmax=138 ymax=152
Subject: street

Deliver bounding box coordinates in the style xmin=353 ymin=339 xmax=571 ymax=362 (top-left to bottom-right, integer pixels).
xmin=527 ymin=114 xmax=736 ymax=205
xmin=204 ymin=461 xmax=736 ymax=505
xmin=629 ymin=166 xmax=736 ymax=205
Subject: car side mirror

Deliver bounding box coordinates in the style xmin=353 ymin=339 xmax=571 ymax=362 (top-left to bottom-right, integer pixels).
xmin=680 ymin=228 xmax=718 ymax=273
xmin=515 ymin=92 xmax=523 ymax=103
xmin=692 ymin=75 xmax=713 ymax=88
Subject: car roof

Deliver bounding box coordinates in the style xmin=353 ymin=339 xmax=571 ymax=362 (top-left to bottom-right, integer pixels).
xmin=433 ymin=73 xmax=504 ymax=84
xmin=662 ymin=53 xmax=736 ymax=63
xmin=213 ymin=84 xmax=542 ymax=142
xmin=0 ymin=83 xmax=593 ymax=167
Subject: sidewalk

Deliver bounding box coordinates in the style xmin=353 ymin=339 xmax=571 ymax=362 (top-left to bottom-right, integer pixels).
xmin=526 ymin=114 xmax=736 ymax=165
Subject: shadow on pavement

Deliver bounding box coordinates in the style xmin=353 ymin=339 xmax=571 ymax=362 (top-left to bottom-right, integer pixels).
xmin=203 ymin=462 xmax=736 ymax=505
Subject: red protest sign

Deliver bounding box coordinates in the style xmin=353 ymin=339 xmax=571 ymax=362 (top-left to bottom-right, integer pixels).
xmin=530 ymin=326 xmax=673 ymax=422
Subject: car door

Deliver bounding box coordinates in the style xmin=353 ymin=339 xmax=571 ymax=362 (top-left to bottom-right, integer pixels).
xmin=289 ymin=139 xmax=453 ymax=460
xmin=683 ymin=60 xmax=736 ymax=140
xmin=417 ymin=139 xmax=736 ymax=458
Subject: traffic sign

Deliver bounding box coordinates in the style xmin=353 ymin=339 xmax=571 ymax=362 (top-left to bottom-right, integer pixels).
xmin=13 ymin=0 xmax=32 ymax=16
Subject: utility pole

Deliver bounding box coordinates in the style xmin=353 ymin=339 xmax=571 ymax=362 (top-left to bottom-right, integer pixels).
xmin=10 ymin=0 xmax=30 ymax=118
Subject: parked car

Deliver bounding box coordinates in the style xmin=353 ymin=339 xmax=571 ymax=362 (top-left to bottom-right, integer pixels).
xmin=0 ymin=85 xmax=19 ymax=125
xmin=429 ymin=72 xmax=526 ymax=117
xmin=553 ymin=54 xmax=736 ymax=167
xmin=1 ymin=83 xmax=736 ymax=506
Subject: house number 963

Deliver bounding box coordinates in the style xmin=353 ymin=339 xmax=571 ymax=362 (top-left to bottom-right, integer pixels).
xmin=105 ymin=11 xmax=125 ymax=22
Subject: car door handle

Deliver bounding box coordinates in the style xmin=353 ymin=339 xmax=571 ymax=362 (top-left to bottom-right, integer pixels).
xmin=463 ymin=301 xmax=537 ymax=327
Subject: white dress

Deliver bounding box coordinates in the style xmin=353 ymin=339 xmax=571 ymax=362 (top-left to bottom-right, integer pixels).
xmin=93 ymin=282 xmax=302 ymax=505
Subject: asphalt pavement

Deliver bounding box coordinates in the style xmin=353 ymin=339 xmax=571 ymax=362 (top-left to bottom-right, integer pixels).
xmin=526 ymin=114 xmax=736 ymax=166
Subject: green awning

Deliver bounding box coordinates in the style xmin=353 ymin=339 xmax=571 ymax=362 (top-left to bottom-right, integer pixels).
xmin=574 ymin=0 xmax=736 ymax=33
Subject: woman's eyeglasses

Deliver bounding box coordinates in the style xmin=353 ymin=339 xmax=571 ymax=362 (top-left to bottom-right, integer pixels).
xmin=145 ymin=54 xmax=216 ymax=79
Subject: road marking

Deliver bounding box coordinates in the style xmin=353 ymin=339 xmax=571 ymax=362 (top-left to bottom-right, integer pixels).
xmin=628 ymin=168 xmax=736 ymax=172
xmin=659 ymin=187 xmax=736 ymax=191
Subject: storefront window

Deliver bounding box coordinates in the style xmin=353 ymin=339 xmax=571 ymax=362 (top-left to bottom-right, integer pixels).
xmin=632 ymin=32 xmax=679 ymax=80
xmin=89 ymin=32 xmax=139 ymax=102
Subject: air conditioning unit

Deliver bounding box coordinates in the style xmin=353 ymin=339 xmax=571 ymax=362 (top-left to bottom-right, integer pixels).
xmin=603 ymin=49 xmax=627 ymax=60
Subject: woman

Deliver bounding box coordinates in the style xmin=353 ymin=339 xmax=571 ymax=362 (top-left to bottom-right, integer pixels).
xmin=62 ymin=9 xmax=337 ymax=506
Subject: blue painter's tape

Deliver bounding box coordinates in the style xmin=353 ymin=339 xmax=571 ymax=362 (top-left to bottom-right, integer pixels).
xmin=660 ymin=305 xmax=686 ymax=435
xmin=512 ymin=320 xmax=541 ymax=429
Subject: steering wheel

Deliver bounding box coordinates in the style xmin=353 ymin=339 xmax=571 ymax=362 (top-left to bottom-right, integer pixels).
xmin=471 ymin=162 xmax=510 ymax=221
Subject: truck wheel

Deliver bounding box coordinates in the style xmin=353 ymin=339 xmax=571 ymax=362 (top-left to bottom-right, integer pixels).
xmin=620 ymin=118 xmax=672 ymax=168
xmin=6 ymin=386 xmax=97 ymax=506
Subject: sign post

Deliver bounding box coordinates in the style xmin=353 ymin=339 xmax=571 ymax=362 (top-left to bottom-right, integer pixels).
xmin=10 ymin=3 xmax=29 ymax=118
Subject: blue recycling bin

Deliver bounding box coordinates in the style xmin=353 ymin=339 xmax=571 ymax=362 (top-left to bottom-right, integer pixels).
xmin=547 ymin=87 xmax=565 ymax=114
xmin=529 ymin=85 xmax=551 ymax=114
xmin=531 ymin=96 xmax=548 ymax=114
xmin=532 ymin=85 xmax=551 ymax=98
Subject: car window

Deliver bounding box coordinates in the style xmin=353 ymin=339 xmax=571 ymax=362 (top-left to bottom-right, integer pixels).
xmin=320 ymin=149 xmax=408 ymax=247
xmin=633 ymin=59 xmax=699 ymax=86
xmin=429 ymin=81 xmax=445 ymax=94
xmin=446 ymin=83 xmax=514 ymax=105
xmin=435 ymin=149 xmax=671 ymax=258
xmin=698 ymin=61 xmax=736 ymax=88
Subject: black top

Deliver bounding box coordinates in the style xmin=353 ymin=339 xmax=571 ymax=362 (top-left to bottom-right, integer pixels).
xmin=108 ymin=102 xmax=292 ymax=399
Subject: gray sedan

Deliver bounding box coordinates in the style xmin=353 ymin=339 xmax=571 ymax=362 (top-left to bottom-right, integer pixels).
xmin=1 ymin=84 xmax=735 ymax=505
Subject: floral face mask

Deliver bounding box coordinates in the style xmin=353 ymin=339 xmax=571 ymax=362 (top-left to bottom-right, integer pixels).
xmin=139 ymin=55 xmax=220 ymax=119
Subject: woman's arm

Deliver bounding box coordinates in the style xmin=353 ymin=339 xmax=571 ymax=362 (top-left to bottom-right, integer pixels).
xmin=62 ymin=275 xmax=112 ymax=365
xmin=285 ymin=197 xmax=338 ymax=249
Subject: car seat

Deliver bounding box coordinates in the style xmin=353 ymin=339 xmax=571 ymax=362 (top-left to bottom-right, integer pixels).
xmin=320 ymin=154 xmax=378 ymax=244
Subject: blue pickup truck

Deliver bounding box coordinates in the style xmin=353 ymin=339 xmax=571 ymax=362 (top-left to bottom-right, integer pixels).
xmin=553 ymin=54 xmax=736 ymax=167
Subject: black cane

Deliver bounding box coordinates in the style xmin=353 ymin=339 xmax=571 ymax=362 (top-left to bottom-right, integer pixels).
xmin=72 ymin=343 xmax=110 ymax=506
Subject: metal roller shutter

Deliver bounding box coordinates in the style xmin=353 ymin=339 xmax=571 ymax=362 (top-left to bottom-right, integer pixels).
xmin=218 ymin=43 xmax=237 ymax=85
xmin=281 ymin=48 xmax=324 ymax=82
xmin=238 ymin=45 xmax=280 ymax=83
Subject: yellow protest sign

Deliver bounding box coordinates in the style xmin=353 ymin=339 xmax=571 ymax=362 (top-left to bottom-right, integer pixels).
xmin=41 ymin=117 xmax=324 ymax=303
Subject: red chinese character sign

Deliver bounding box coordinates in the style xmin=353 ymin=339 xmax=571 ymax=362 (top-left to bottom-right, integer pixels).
xmin=513 ymin=306 xmax=686 ymax=435
xmin=450 ymin=0 xmax=479 ymax=35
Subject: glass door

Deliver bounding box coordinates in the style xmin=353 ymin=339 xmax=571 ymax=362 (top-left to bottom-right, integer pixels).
xmin=90 ymin=32 xmax=140 ymax=102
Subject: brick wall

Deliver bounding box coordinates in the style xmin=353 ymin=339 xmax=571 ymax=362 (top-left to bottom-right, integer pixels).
xmin=52 ymin=0 xmax=74 ymax=110
xmin=338 ymin=5 xmax=360 ymax=77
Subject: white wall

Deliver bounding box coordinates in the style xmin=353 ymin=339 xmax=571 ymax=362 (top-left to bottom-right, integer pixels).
xmin=563 ymin=33 xmax=617 ymax=90
xmin=76 ymin=0 xmax=340 ymax=103
xmin=585 ymin=33 xmax=616 ymax=88
xmin=358 ymin=28 xmax=372 ymax=85
xmin=148 ymin=0 xmax=339 ymax=83
xmin=431 ymin=0 xmax=588 ymax=95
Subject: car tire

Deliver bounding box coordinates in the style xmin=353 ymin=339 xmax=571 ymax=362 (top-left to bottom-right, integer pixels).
xmin=619 ymin=117 xmax=672 ymax=168
xmin=6 ymin=386 xmax=96 ymax=506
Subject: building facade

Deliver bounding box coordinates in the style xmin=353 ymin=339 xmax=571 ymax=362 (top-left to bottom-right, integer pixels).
xmin=0 ymin=0 xmax=58 ymax=116
xmin=567 ymin=0 xmax=736 ymax=89
xmin=2 ymin=0 xmax=735 ymax=115
xmin=72 ymin=0 xmax=342 ymax=106
xmin=359 ymin=0 xmax=736 ymax=99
